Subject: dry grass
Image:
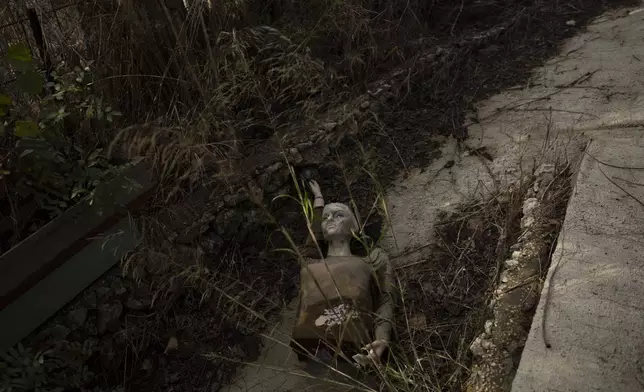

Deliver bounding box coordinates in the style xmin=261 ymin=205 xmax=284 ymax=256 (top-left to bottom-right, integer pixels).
xmin=381 ymin=186 xmax=527 ymax=391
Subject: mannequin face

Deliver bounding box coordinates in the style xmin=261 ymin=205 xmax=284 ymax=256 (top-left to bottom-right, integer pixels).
xmin=321 ymin=203 xmax=358 ymax=241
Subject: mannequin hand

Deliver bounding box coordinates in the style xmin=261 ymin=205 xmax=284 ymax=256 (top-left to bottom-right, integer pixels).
xmin=308 ymin=180 xmax=323 ymax=199
xmin=362 ymin=339 xmax=389 ymax=363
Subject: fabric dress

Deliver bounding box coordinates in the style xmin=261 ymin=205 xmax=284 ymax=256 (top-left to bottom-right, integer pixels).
xmin=290 ymin=206 xmax=395 ymax=362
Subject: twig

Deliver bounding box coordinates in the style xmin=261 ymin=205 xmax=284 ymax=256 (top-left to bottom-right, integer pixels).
xmin=612 ymin=177 xmax=644 ymax=187
xmin=585 ymin=151 xmax=644 ymax=170
xmin=472 ymin=70 xmax=599 ymax=126
xmin=540 ymin=162 xmax=571 ymax=201
xmin=498 ymin=275 xmax=537 ymax=295
xmin=540 ymin=139 xmax=590 ymax=348
xmin=450 ymin=0 xmax=465 ymax=37
xmin=598 ymin=166 xmax=644 ymax=208
xmin=504 ymin=107 xmax=598 ymax=118
xmin=541 ymin=227 xmax=564 ymax=349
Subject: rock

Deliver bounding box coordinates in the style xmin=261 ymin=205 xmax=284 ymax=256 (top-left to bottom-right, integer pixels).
xmin=200 ymin=232 xmax=224 ymax=255
xmin=83 ymin=291 xmax=98 ymax=308
xmin=265 ymin=162 xmax=284 ymax=174
xmin=224 ymin=189 xmax=249 ymax=207
xmin=258 ymin=162 xmax=289 ymax=193
xmin=126 ymin=298 xmax=146 ymax=311
xmin=368 ymin=87 xmax=383 ymax=97
xmin=295 ymin=141 xmax=313 ymax=151
xmin=521 ymin=216 xmax=535 ymax=229
xmin=522 ymin=198 xmax=538 ymax=216
xmin=504 ymin=259 xmax=519 ymax=269
xmin=142 ymin=358 xmax=153 ymax=371
xmin=175 ymin=244 xmax=204 ymax=267
xmin=68 ymin=308 xmax=88 ymax=328
xmin=215 ymin=209 xmax=237 ymax=236
xmin=484 ymin=319 xmax=494 ymax=335
xmin=95 ymin=286 xmax=111 ymax=300
xmin=164 ymin=336 xmax=179 ymax=354
xmin=112 ymin=280 xmax=128 ymax=296
xmin=320 ymin=122 xmax=337 ymax=131
xmin=287 ymin=148 xmax=303 ymax=164
xmin=176 ymin=222 xmax=210 ymax=244
xmin=522 ymin=292 xmax=539 ymax=312
xmin=481 ymin=339 xmax=495 ymax=350
xmin=38 ymin=324 xmax=71 ymax=342
xmin=97 ymin=302 xmax=123 ymax=334
xmin=470 ymin=336 xmax=485 ymax=357
xmin=408 ymin=314 xmax=427 ymax=330
xmin=369 ymin=101 xmax=383 ymax=113
xmin=166 ymin=372 xmax=181 ymax=384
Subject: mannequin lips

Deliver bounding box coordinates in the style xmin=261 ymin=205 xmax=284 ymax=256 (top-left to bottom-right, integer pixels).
xmin=323 ymin=221 xmax=339 ymax=233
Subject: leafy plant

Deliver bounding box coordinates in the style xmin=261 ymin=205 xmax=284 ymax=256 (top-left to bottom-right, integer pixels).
xmin=1 ymin=43 xmax=127 ymax=219
xmin=0 ymin=339 xmax=101 ymax=392
xmin=0 ymin=344 xmax=57 ymax=392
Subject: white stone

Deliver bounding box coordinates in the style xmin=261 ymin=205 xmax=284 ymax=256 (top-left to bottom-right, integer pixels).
xmin=485 ymin=319 xmax=494 ymax=335
xmin=522 ymin=197 xmax=538 ymax=216
xmin=505 ymin=259 xmax=520 ymax=269
xmin=521 ymin=216 xmax=536 ymax=229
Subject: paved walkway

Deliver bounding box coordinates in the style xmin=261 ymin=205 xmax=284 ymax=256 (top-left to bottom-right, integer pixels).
xmin=512 ymin=131 xmax=644 ymax=392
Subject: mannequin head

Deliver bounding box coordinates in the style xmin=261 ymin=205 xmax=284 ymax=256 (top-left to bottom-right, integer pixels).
xmin=321 ymin=203 xmax=359 ymax=242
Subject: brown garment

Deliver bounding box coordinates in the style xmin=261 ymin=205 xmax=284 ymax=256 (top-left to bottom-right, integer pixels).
xmin=293 ymin=256 xmax=375 ymax=354
xmin=292 ymin=206 xmax=396 ymax=358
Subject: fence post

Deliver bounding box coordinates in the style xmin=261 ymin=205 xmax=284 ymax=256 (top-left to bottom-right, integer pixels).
xmin=26 ymin=7 xmax=53 ymax=93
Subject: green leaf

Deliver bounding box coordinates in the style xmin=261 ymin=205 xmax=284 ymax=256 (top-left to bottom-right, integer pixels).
xmin=0 ymin=95 xmax=11 ymax=117
xmin=19 ymin=149 xmax=34 ymax=157
xmin=8 ymin=44 xmax=32 ymax=62
xmin=7 ymin=43 xmax=33 ymax=70
xmin=17 ymin=70 xmax=43 ymax=94
xmin=14 ymin=120 xmax=41 ymax=137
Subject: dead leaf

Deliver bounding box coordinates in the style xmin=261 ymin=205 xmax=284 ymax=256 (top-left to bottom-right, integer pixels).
xmin=164 ymin=336 xmax=179 ymax=354
xmin=408 ymin=314 xmax=427 ymax=330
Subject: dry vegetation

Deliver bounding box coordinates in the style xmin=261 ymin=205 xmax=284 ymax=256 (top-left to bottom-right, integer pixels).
xmin=387 ymin=162 xmax=573 ymax=391
xmin=0 ymin=0 xmax=634 ymax=391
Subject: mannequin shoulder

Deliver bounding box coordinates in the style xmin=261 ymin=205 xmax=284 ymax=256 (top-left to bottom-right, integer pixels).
xmin=365 ymin=247 xmax=391 ymax=268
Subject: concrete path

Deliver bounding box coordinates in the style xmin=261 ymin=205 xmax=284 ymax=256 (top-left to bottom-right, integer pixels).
xmin=384 ymin=4 xmax=644 ymax=262
xmin=512 ymin=131 xmax=644 ymax=392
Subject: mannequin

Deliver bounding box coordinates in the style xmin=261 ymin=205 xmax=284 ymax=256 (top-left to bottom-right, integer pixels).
xmin=291 ymin=180 xmax=395 ymax=366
